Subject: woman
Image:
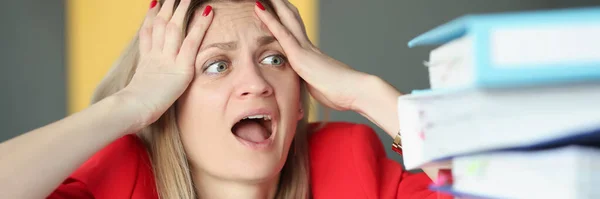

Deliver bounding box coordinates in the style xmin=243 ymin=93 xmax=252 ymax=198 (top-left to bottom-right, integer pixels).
xmin=0 ymin=0 xmax=443 ymax=198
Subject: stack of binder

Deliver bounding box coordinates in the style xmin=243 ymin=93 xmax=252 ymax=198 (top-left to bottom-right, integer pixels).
xmin=400 ymin=6 xmax=600 ymax=199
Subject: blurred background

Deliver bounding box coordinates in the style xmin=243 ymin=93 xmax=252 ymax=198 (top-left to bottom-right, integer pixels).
xmin=1 ymin=0 xmax=599 ymax=165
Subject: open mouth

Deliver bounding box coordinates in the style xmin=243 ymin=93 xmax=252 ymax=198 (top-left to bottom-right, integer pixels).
xmin=231 ymin=114 xmax=273 ymax=143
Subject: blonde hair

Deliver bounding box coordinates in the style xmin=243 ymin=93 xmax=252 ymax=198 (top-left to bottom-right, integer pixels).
xmin=91 ymin=0 xmax=311 ymax=198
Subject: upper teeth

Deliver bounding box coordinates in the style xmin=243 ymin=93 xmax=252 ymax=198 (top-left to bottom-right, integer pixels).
xmin=243 ymin=115 xmax=271 ymax=120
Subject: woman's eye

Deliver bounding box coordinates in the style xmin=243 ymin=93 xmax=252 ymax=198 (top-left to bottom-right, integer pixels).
xmin=260 ymin=55 xmax=286 ymax=66
xmin=205 ymin=61 xmax=229 ymax=74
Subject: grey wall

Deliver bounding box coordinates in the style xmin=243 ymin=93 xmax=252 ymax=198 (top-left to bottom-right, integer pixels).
xmin=0 ymin=1 xmax=66 ymax=141
xmin=319 ymin=0 xmax=600 ymax=166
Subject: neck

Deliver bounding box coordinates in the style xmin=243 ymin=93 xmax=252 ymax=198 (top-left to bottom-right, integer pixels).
xmin=194 ymin=170 xmax=280 ymax=199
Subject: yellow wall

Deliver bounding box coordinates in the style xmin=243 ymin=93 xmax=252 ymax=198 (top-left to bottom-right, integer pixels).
xmin=67 ymin=0 xmax=318 ymax=120
xmin=67 ymin=0 xmax=147 ymax=113
xmin=289 ymin=0 xmax=319 ymax=45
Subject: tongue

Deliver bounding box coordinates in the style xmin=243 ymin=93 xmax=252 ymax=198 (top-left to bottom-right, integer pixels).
xmin=232 ymin=120 xmax=270 ymax=143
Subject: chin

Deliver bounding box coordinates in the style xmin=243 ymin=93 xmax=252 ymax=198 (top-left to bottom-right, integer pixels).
xmin=230 ymin=137 xmax=292 ymax=183
xmin=187 ymin=140 xmax=290 ymax=184
xmin=230 ymin=156 xmax=288 ymax=183
xmin=178 ymin=104 xmax=298 ymax=184
xmin=223 ymin=109 xmax=296 ymax=181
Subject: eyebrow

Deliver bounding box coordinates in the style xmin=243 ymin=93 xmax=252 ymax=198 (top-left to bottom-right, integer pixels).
xmin=257 ymin=36 xmax=277 ymax=46
xmin=200 ymin=36 xmax=278 ymax=51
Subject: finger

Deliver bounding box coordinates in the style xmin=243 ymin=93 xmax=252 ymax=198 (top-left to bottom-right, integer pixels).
xmin=254 ymin=2 xmax=302 ymax=54
xmin=177 ymin=5 xmax=214 ymax=67
xmin=163 ymin=0 xmax=191 ymax=56
xmin=283 ymin=1 xmax=308 ymax=31
xmin=156 ymin=0 xmax=176 ymax=21
xmin=270 ymin=0 xmax=310 ymax=44
xmin=152 ymin=0 xmax=175 ymax=51
xmin=139 ymin=0 xmax=160 ymax=55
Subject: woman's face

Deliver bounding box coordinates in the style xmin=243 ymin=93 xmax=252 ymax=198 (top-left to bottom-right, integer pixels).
xmin=176 ymin=1 xmax=303 ymax=183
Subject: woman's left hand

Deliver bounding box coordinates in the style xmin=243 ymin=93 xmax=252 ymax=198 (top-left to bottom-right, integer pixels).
xmin=255 ymin=1 xmax=445 ymax=182
xmin=255 ymin=0 xmax=402 ymax=140
xmin=254 ymin=0 xmax=372 ymax=112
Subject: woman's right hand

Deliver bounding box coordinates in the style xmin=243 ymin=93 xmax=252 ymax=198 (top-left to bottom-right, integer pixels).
xmin=117 ymin=0 xmax=214 ymax=130
xmin=0 ymin=2 xmax=215 ymax=198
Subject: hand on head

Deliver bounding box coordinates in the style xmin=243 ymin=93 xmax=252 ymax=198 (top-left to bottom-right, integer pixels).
xmin=117 ymin=0 xmax=214 ymax=129
xmin=88 ymin=0 xmax=371 ymax=137
xmin=254 ymin=0 xmax=371 ymax=112
xmin=119 ymin=0 xmax=373 ymax=131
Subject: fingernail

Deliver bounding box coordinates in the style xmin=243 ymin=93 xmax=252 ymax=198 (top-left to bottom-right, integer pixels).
xmin=202 ymin=5 xmax=212 ymax=16
xmin=256 ymin=1 xmax=265 ymax=11
xmin=149 ymin=0 xmax=157 ymax=9
xmin=434 ymin=175 xmax=447 ymax=185
xmin=435 ymin=169 xmax=453 ymax=186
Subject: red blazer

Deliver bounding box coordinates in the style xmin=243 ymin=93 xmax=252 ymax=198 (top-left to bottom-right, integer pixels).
xmin=48 ymin=122 xmax=440 ymax=199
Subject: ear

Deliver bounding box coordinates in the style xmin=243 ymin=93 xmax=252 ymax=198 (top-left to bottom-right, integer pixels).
xmin=297 ymin=103 xmax=304 ymax=121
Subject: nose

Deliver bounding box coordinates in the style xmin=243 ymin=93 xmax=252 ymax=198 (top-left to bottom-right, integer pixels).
xmin=235 ymin=65 xmax=274 ymax=99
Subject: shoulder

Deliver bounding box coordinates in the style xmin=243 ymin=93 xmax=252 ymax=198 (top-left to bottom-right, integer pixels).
xmin=70 ymin=134 xmax=151 ymax=181
xmin=49 ymin=134 xmax=157 ymax=199
xmin=308 ymin=121 xmax=387 ymax=159
xmin=307 ymin=122 xmax=436 ymax=199
xmin=307 ymin=122 xmax=388 ymax=198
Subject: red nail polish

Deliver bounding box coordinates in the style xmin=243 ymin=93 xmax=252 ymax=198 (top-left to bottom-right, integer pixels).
xmin=202 ymin=5 xmax=212 ymax=16
xmin=256 ymin=1 xmax=265 ymax=11
xmin=435 ymin=169 xmax=453 ymax=186
xmin=149 ymin=0 xmax=157 ymax=9
xmin=434 ymin=175 xmax=447 ymax=185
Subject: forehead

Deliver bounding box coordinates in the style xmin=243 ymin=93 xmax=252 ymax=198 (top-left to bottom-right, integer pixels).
xmin=193 ymin=2 xmax=271 ymax=45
